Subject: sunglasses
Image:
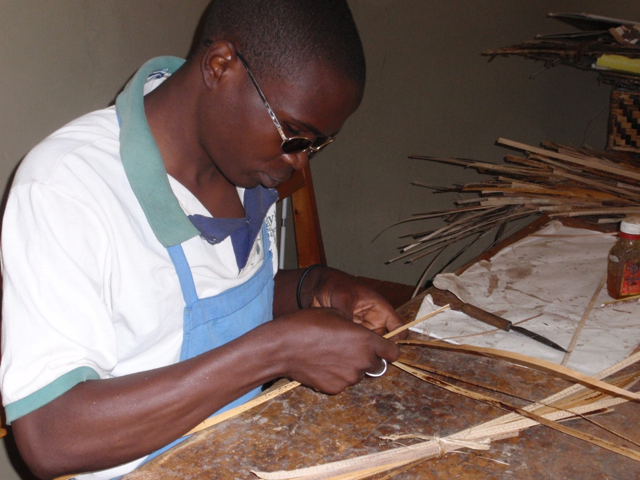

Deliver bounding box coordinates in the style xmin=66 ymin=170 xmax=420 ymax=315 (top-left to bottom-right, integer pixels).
xmin=235 ymin=51 xmax=336 ymax=157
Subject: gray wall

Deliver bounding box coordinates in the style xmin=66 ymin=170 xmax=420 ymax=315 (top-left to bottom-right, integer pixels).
xmin=2 ymin=1 xmax=640 ymax=478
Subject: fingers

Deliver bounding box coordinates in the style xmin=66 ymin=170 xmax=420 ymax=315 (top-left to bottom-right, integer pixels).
xmin=276 ymin=308 xmax=400 ymax=394
xmin=356 ymin=303 xmax=408 ymax=340
xmin=380 ymin=310 xmax=408 ymax=339
xmin=372 ymin=331 xmax=401 ymax=363
xmin=304 ymin=267 xmax=409 ymax=339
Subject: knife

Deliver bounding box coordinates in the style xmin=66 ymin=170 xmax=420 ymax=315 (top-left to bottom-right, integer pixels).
xmin=430 ymin=288 xmax=567 ymax=353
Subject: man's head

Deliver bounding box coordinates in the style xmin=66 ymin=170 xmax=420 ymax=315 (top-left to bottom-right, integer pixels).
xmin=200 ymin=0 xmax=366 ymax=87
xmin=187 ymin=0 xmax=366 ymax=190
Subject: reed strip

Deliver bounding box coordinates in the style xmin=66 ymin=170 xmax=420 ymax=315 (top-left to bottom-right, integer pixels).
xmin=399 ymin=340 xmax=640 ymax=402
xmin=561 ymin=273 xmax=607 ymax=366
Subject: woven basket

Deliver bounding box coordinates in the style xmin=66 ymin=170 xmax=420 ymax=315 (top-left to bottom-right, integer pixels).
xmin=608 ymin=88 xmax=640 ymax=153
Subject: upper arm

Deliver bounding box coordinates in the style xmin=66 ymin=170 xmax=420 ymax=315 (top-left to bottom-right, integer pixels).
xmin=1 ymin=181 xmax=115 ymax=422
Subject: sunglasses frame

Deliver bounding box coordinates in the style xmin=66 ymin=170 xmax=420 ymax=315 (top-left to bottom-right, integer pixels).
xmin=234 ymin=51 xmax=335 ymax=157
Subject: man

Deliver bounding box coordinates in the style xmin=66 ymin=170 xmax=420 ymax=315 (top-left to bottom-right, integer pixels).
xmin=0 ymin=1 xmax=404 ymax=479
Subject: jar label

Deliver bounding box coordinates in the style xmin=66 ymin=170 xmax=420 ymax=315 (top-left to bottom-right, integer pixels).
xmin=621 ymin=260 xmax=640 ymax=296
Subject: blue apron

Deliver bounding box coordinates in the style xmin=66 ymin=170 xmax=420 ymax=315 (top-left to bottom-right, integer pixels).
xmin=141 ymin=223 xmax=274 ymax=464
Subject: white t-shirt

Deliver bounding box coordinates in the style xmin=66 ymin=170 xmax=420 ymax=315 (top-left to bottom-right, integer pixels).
xmin=1 ymin=76 xmax=278 ymax=478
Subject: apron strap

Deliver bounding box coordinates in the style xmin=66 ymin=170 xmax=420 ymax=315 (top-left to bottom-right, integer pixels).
xmin=166 ymin=244 xmax=199 ymax=305
xmin=261 ymin=220 xmax=271 ymax=254
xmin=166 ymin=220 xmax=271 ymax=306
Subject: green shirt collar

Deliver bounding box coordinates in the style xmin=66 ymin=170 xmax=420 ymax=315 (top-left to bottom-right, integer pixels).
xmin=115 ymin=56 xmax=200 ymax=247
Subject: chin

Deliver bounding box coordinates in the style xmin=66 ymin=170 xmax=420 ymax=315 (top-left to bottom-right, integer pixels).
xmin=257 ymin=172 xmax=288 ymax=189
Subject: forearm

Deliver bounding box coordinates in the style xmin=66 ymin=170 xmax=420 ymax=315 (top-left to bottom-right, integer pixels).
xmin=273 ymin=266 xmax=329 ymax=316
xmin=273 ymin=265 xmax=341 ymax=317
xmin=273 ymin=268 xmax=303 ymax=316
xmin=12 ymin=324 xmax=284 ymax=479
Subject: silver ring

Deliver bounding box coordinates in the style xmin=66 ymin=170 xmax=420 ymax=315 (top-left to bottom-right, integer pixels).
xmin=365 ymin=359 xmax=388 ymax=378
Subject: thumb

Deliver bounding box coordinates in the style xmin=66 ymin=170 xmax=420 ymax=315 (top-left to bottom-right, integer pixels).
xmin=374 ymin=336 xmax=401 ymax=363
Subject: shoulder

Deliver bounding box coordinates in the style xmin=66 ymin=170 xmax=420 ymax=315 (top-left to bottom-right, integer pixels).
xmin=13 ymin=107 xmax=121 ymax=188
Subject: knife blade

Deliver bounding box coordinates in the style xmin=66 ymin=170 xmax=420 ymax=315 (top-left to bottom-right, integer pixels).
xmin=430 ymin=288 xmax=567 ymax=353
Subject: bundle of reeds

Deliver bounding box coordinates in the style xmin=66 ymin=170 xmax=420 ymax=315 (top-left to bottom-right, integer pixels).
xmin=385 ymin=139 xmax=640 ymax=290
xmin=482 ymin=13 xmax=640 ymax=80
xmin=483 ymin=37 xmax=640 ymax=74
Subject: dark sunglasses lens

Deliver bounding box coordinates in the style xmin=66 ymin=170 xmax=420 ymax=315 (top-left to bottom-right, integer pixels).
xmin=281 ymin=137 xmax=312 ymax=154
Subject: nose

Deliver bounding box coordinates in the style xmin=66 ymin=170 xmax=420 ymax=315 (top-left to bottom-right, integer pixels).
xmin=282 ymin=150 xmax=310 ymax=171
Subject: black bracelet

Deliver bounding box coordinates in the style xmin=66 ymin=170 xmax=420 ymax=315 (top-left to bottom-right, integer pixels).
xmin=296 ymin=264 xmax=323 ymax=309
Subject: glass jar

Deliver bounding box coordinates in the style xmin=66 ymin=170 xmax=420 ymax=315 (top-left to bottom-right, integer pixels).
xmin=607 ymin=216 xmax=640 ymax=299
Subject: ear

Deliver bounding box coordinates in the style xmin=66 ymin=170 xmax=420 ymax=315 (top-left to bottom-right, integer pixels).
xmin=200 ymin=40 xmax=237 ymax=89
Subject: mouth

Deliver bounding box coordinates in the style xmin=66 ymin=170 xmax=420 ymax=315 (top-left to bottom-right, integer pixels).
xmin=258 ymin=171 xmax=291 ymax=188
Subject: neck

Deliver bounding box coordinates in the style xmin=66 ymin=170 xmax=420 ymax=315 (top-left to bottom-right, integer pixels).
xmin=144 ymin=60 xmax=204 ymax=180
xmin=143 ymin=59 xmax=244 ymax=218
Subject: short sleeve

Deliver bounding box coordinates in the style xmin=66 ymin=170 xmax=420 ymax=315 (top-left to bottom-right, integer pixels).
xmin=1 ymin=181 xmax=116 ymax=422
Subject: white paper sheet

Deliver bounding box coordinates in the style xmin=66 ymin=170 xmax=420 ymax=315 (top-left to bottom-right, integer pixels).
xmin=411 ymin=221 xmax=640 ymax=375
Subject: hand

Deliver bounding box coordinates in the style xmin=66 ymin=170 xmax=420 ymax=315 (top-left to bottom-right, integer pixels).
xmin=272 ymin=308 xmax=400 ymax=394
xmin=308 ymin=268 xmax=407 ymax=339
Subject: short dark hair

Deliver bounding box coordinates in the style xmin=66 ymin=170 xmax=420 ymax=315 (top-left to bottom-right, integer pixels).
xmin=201 ymin=0 xmax=366 ymax=86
